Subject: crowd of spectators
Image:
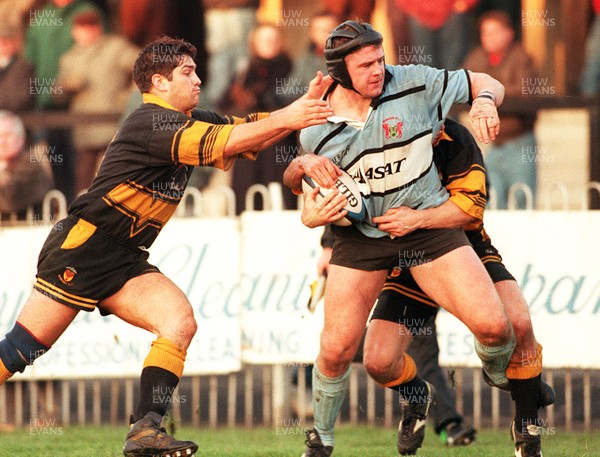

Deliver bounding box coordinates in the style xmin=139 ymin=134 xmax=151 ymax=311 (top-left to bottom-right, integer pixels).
xmin=0 ymin=0 xmax=597 ymax=221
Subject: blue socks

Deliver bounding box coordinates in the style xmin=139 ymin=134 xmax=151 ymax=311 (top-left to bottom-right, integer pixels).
xmin=312 ymin=362 xmax=351 ymax=447
xmin=474 ymin=330 xmax=516 ymax=388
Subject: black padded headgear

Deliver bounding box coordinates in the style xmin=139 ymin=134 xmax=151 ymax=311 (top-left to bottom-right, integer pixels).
xmin=324 ymin=21 xmax=383 ymax=91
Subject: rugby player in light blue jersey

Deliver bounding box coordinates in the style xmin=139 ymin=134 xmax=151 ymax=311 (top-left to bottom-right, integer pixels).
xmin=283 ymin=21 xmax=535 ymax=457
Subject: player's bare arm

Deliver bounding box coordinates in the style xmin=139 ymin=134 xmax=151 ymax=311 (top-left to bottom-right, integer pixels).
xmin=468 ymin=71 xmax=505 ymax=143
xmin=283 ymin=153 xmax=342 ymax=192
xmin=223 ymin=98 xmax=333 ymax=157
xmin=372 ymin=200 xmax=478 ymax=238
xmin=243 ymin=72 xmax=335 ymax=151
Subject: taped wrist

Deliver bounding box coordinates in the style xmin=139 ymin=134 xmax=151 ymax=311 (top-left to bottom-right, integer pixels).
xmin=476 ymin=90 xmax=496 ymax=103
xmin=474 ymin=330 xmax=516 ymax=389
xmin=469 ymin=97 xmax=496 ymax=117
xmin=0 ymin=322 xmax=50 ymax=374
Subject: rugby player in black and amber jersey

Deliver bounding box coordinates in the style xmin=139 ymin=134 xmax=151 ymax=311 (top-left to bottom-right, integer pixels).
xmin=0 ymin=36 xmax=333 ymax=457
xmin=366 ymin=119 xmax=549 ymax=457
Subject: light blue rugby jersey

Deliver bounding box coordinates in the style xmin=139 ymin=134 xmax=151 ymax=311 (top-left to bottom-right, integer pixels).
xmin=299 ymin=64 xmax=473 ymax=238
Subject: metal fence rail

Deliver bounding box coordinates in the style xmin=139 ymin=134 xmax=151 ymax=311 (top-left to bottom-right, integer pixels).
xmin=2 ymin=365 xmax=599 ymax=432
xmin=1 ymin=180 xmax=600 ymax=226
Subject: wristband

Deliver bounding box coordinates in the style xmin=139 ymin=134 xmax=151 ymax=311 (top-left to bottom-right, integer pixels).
xmin=476 ymin=90 xmax=496 ymax=103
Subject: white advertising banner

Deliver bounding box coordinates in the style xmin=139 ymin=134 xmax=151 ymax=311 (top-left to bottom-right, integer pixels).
xmin=0 ymin=218 xmax=242 ymax=379
xmin=239 ymin=211 xmax=324 ymax=364
xmin=436 ymin=211 xmax=600 ymax=368
xmin=0 ymin=211 xmax=598 ymax=377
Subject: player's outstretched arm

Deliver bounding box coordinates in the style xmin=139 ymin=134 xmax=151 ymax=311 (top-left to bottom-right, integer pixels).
xmin=301 ymin=187 xmax=348 ymax=228
xmin=223 ymin=98 xmax=333 ymax=158
xmin=468 ymin=71 xmax=505 ymax=144
xmin=373 ymin=200 xmax=478 ymax=238
xmin=224 ymin=72 xmax=334 ymax=156
xmin=283 ymin=153 xmax=342 ymax=193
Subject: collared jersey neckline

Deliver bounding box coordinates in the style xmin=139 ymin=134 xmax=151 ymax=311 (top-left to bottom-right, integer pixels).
xmin=142 ymin=93 xmax=192 ymax=116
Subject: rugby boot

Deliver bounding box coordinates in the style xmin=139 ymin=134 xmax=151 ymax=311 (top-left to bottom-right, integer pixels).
xmin=482 ymin=369 xmax=555 ymax=408
xmin=511 ymin=421 xmax=543 ymax=457
xmin=441 ymin=421 xmax=477 ymax=446
xmin=397 ymin=381 xmax=436 ymax=455
xmin=301 ymin=428 xmax=333 ymax=457
xmin=123 ymin=411 xmax=198 ymax=457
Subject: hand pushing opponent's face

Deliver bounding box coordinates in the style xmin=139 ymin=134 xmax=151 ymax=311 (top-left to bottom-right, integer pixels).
xmin=345 ymin=44 xmax=385 ymax=99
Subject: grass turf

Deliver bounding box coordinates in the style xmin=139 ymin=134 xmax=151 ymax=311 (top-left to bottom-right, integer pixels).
xmin=0 ymin=424 xmax=599 ymax=456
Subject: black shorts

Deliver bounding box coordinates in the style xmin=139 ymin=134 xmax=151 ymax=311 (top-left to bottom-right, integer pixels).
xmin=370 ymin=226 xmax=515 ymax=326
xmin=34 ymin=215 xmax=159 ymax=313
xmin=370 ymin=267 xmax=439 ymax=332
xmin=330 ymin=225 xmax=469 ymax=271
xmin=466 ymin=227 xmax=515 ymax=284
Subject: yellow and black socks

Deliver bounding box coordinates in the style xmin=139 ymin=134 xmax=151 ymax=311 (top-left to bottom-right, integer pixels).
xmin=507 ymin=344 xmax=543 ymax=433
xmin=0 ymin=322 xmax=50 ymax=384
xmin=0 ymin=359 xmax=11 ymax=385
xmin=509 ymin=375 xmax=542 ymax=433
xmin=135 ymin=337 xmax=186 ymax=421
xmin=381 ymin=353 xmax=427 ymax=403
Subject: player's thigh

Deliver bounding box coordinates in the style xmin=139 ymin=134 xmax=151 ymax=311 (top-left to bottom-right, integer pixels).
xmin=409 ymin=245 xmax=508 ymax=334
xmin=16 ymin=289 xmax=79 ymax=345
xmin=322 ymin=265 xmax=387 ymax=349
xmin=100 ymin=272 xmax=197 ymax=349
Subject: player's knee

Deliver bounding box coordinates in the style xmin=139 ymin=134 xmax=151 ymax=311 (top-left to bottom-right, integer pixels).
xmin=363 ymin=351 xmax=395 ymax=380
xmin=362 ymin=336 xmax=397 ymax=379
xmin=510 ymin=313 xmax=534 ymax=343
xmin=472 ymin=316 xmax=512 ymax=346
xmin=178 ymin=314 xmax=198 ymax=348
xmin=320 ymin=341 xmax=355 ymax=374
xmin=160 ymin=310 xmax=197 ymax=350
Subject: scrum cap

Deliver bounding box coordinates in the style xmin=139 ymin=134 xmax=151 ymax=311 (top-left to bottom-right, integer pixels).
xmin=324 ymin=21 xmax=383 ymax=91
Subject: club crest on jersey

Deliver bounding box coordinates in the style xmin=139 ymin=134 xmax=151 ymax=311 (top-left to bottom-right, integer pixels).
xmin=382 ymin=116 xmax=403 ymax=140
xmin=389 ymin=266 xmax=402 ymax=278
xmin=58 ymin=267 xmax=77 ymax=285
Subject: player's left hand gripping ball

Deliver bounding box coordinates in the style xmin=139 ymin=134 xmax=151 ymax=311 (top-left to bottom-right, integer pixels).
xmin=302 ymin=169 xmax=366 ymax=226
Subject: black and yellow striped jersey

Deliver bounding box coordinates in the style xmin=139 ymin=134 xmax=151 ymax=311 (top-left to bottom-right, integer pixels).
xmin=433 ymin=118 xmax=487 ymax=233
xmin=69 ymin=93 xmax=268 ymax=249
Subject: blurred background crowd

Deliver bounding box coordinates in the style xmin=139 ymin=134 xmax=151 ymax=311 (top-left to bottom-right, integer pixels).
xmin=0 ymin=0 xmax=598 ymax=221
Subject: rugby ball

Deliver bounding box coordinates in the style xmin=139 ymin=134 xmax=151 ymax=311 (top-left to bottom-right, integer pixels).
xmin=301 ymin=169 xmax=366 ymax=226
